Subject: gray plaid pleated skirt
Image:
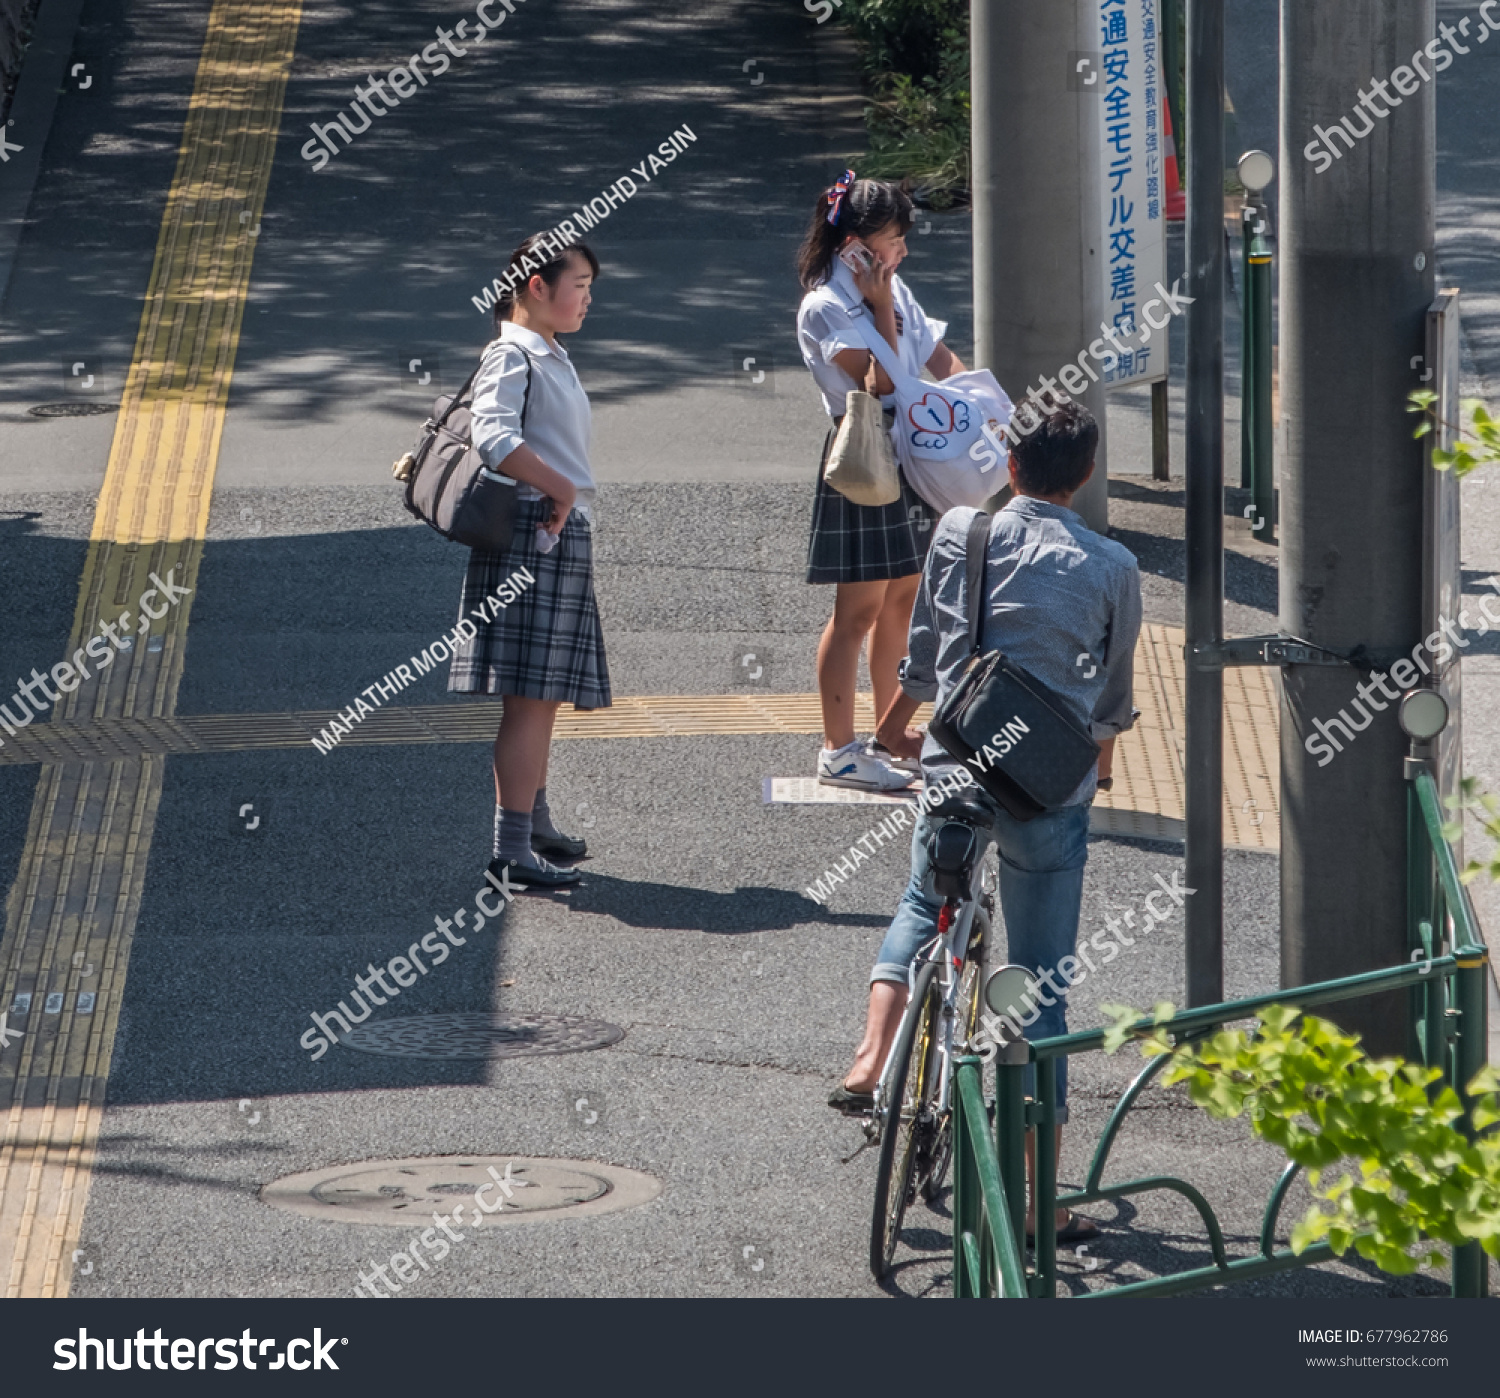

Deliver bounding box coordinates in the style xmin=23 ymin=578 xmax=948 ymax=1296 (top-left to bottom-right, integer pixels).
xmin=806 ymin=423 xmax=937 ymax=584
xmin=447 ymin=496 xmax=612 ymax=710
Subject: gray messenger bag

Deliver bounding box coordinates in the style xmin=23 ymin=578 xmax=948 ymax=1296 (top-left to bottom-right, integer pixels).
xmin=393 ymin=342 xmax=532 ymax=552
xmin=927 ymin=511 xmax=1102 ymax=821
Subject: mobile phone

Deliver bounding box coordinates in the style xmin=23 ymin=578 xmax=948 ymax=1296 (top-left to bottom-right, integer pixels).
xmin=838 ymin=240 xmax=876 ymax=275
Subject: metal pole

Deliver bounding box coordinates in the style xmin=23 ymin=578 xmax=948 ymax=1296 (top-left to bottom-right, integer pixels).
xmin=996 ymin=1057 xmax=1028 ymax=1270
xmin=971 ymin=0 xmax=1108 ymax=534
xmin=1239 ymin=207 xmax=1255 ymax=491
xmin=1451 ymin=947 xmax=1490 ymax=1297
xmin=1035 ymin=1057 xmax=1058 ymax=1298
xmin=1280 ymin=1 xmax=1434 ymax=1055
xmin=1151 ymin=378 xmax=1170 ymax=480
xmin=1405 ymin=774 xmax=1429 ymax=1065
xmin=1184 ymin=0 xmax=1225 ymax=1008
xmin=952 ymin=1066 xmax=977 ymax=1296
xmin=1246 ymin=208 xmax=1274 ymax=540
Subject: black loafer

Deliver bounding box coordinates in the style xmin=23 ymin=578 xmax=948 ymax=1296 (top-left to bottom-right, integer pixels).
xmin=532 ymin=830 xmax=587 ymax=860
xmin=487 ymin=856 xmax=580 ymax=889
xmin=827 ymin=1084 xmax=876 ymax=1116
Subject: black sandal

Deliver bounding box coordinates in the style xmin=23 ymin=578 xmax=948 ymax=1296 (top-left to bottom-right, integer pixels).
xmin=827 ymin=1083 xmax=876 ymax=1116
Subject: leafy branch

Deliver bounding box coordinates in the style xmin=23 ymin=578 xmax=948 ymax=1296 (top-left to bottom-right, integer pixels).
xmin=1408 ymin=388 xmax=1500 ymax=479
xmin=1408 ymin=393 xmax=1500 ymax=883
xmin=1102 ymin=1002 xmax=1500 ymax=1276
xmin=1441 ymin=776 xmax=1500 ymax=886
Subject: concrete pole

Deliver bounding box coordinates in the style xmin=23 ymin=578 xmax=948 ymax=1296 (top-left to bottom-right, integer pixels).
xmin=1183 ymin=0 xmax=1225 ymax=1008
xmin=1280 ymin=1 xmax=1434 ymax=1054
xmin=972 ymin=0 xmax=1108 ymax=533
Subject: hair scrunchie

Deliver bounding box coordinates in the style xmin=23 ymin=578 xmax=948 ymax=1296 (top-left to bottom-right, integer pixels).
xmin=825 ymin=168 xmax=856 ymax=226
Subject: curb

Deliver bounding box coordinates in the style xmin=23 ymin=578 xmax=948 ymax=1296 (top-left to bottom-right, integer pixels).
xmin=0 ymin=0 xmax=87 ymax=322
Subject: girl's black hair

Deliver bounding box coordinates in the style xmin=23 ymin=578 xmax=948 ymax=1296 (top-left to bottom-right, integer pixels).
xmin=795 ymin=176 xmax=915 ymax=291
xmin=494 ymin=232 xmax=600 ymax=333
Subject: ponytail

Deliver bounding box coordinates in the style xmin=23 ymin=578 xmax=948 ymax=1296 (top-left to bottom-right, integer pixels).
xmin=795 ymin=172 xmax=915 ymax=291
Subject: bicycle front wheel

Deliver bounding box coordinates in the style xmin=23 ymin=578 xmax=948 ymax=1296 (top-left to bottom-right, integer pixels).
xmin=870 ymin=959 xmax=939 ymax=1280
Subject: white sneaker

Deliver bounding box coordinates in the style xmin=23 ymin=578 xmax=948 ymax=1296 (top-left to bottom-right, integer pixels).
xmin=818 ymin=741 xmax=915 ymax=792
xmin=867 ymin=740 xmax=922 ymax=777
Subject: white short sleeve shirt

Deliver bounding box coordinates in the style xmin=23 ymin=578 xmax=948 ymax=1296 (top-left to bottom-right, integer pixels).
xmin=469 ymin=321 xmax=596 ymax=515
xmin=795 ymin=258 xmax=949 ymax=419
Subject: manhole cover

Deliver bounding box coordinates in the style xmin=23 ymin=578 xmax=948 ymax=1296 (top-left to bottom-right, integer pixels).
xmin=261 ymin=1156 xmax=661 ymax=1228
xmin=27 ymin=402 xmax=118 ymax=417
xmin=340 ymin=1011 xmax=625 ymax=1060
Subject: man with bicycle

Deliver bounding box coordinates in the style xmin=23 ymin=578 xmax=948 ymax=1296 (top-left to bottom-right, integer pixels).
xmin=829 ymin=400 xmax=1142 ymax=1244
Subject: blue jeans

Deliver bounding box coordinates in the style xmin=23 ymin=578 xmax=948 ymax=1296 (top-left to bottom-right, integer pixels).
xmin=872 ymin=801 xmax=1091 ymax=1118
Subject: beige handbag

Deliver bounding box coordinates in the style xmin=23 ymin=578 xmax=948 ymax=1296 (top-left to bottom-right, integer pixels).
xmin=823 ymin=390 xmax=901 ymax=506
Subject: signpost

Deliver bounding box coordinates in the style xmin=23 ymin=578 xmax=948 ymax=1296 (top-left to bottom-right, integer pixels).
xmin=1097 ymin=0 xmax=1169 ymax=393
xmin=1096 ymin=0 xmax=1172 ymax=481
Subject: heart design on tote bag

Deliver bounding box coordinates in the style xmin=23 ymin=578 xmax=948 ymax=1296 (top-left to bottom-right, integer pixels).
xmin=909 ymin=395 xmax=970 ymax=449
xmin=908 ymin=393 xmax=957 ymax=435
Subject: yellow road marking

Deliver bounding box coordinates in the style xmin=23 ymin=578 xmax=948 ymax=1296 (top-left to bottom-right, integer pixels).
xmin=0 ymin=0 xmax=302 ymax=1298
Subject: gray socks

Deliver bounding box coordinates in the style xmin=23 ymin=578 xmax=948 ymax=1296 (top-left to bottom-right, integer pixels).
xmin=494 ymin=790 xmax=564 ymax=864
xmin=532 ymin=786 xmax=564 ymax=841
xmin=495 ymin=807 xmax=535 ymax=864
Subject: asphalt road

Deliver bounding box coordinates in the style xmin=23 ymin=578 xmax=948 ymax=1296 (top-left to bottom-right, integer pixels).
xmin=0 ymin=0 xmax=1495 ymax=1302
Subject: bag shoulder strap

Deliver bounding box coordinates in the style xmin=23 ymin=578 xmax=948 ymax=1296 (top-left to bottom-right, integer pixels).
xmin=517 ymin=348 xmax=534 ymax=430
xmin=433 ymin=361 xmax=484 ymax=430
xmin=438 ymin=341 xmax=535 ymax=433
xmin=827 ymin=281 xmax=917 ymax=394
xmin=484 ymin=340 xmax=535 ymax=430
xmin=963 ymin=510 xmax=991 ymax=656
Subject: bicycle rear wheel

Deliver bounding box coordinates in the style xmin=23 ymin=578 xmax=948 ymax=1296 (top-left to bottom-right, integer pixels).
xmin=870 ymin=960 xmax=940 ymax=1280
xmin=919 ymin=903 xmax=989 ymax=1203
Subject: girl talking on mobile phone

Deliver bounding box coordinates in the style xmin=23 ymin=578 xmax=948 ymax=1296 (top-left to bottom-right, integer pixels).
xmin=795 ymin=171 xmax=967 ymax=791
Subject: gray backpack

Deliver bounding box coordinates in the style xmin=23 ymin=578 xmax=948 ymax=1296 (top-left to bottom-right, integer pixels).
xmin=393 ymin=340 xmax=532 ymax=552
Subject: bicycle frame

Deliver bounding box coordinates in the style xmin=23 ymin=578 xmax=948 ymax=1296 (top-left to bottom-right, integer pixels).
xmin=868 ymin=833 xmax=995 ymax=1143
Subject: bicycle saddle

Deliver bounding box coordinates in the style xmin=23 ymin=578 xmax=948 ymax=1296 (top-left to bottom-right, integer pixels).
xmin=929 ymin=820 xmax=984 ymax=899
xmin=924 ymin=785 xmax=995 ymax=827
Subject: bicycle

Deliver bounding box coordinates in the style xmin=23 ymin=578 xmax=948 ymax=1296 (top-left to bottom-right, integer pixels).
xmin=864 ymin=785 xmax=997 ymax=1280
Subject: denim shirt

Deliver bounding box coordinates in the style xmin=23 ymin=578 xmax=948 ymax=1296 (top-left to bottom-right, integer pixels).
xmin=900 ymin=498 xmax=1143 ymax=805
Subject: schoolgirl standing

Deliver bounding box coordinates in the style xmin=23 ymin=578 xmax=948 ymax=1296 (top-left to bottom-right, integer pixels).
xmin=795 ymin=172 xmax=968 ymax=791
xmin=448 ymin=232 xmax=606 ymax=888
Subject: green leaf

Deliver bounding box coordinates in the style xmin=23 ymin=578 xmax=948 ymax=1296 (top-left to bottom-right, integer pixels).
xmin=1465 ymin=1063 xmax=1500 ymax=1096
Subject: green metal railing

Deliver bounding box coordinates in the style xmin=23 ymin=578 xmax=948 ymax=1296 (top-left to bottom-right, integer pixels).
xmin=951 ymin=1056 xmax=1027 ymax=1298
xmin=951 ymin=767 xmax=1492 ymax=1298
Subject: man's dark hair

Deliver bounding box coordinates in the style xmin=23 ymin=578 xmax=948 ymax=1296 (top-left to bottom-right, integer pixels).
xmin=1009 ymin=399 xmax=1099 ymax=498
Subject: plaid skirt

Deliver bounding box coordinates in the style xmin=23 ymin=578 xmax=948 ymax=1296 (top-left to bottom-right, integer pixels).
xmin=806 ymin=424 xmax=937 ymax=584
xmin=447 ymin=497 xmax=612 ymax=709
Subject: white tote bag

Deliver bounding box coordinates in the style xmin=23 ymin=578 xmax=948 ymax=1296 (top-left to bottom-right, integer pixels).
xmin=844 ymin=302 xmax=1015 ymax=513
xmin=823 ymin=389 xmax=902 ymax=506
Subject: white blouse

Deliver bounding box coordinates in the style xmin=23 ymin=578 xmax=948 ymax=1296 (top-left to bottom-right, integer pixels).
xmin=795 ymin=257 xmax=948 ymax=419
xmin=470 ymin=322 xmax=595 ymax=516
